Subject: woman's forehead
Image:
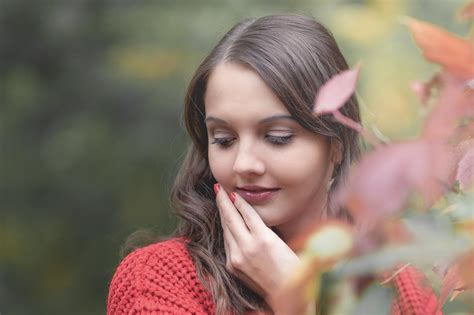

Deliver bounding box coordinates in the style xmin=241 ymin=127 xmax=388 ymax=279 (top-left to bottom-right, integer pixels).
xmin=204 ymin=62 xmax=290 ymax=120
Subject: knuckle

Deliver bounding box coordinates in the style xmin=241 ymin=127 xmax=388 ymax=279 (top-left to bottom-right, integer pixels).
xmin=219 ymin=214 xmax=230 ymax=225
xmin=255 ymin=236 xmax=270 ymax=249
xmin=243 ymin=243 xmax=258 ymax=256
xmin=223 ymin=218 xmax=233 ymax=228
xmin=230 ymin=255 xmax=243 ymax=269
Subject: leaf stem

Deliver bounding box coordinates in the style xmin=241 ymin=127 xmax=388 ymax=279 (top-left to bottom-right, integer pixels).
xmin=333 ymin=110 xmax=382 ymax=147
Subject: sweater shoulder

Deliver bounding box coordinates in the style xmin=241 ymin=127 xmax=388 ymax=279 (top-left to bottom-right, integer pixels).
xmin=107 ymin=237 xmax=215 ymax=314
xmin=119 ymin=237 xmax=192 ymax=269
xmin=110 ymin=237 xmax=193 ymax=290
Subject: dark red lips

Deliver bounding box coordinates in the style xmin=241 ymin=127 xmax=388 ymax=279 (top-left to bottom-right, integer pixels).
xmin=235 ymin=186 xmax=280 ymax=204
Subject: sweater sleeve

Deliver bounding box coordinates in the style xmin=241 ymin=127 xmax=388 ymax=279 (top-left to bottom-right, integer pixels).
xmin=391 ymin=266 xmax=443 ymax=315
xmin=107 ymin=238 xmax=215 ymax=315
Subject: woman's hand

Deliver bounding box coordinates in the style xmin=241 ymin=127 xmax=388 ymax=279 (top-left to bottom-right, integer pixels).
xmin=214 ymin=183 xmax=302 ymax=312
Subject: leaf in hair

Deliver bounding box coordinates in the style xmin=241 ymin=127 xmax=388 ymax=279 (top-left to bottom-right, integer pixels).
xmin=313 ymin=65 xmax=360 ymax=115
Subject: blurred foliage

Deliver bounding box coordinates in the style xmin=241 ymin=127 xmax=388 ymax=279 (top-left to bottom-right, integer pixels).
xmin=279 ymin=2 xmax=474 ymax=313
xmin=0 ymin=0 xmax=468 ymax=314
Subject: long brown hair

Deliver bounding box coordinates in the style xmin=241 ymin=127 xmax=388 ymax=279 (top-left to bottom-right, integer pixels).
xmin=171 ymin=14 xmax=361 ymax=314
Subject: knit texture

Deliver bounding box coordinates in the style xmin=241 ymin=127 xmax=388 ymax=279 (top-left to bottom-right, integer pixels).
xmin=107 ymin=237 xmax=215 ymax=314
xmin=108 ymin=237 xmax=443 ymax=314
xmin=391 ymin=266 xmax=442 ymax=315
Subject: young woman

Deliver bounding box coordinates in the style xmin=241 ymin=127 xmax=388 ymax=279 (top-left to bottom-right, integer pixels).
xmin=107 ymin=14 xmax=441 ymax=315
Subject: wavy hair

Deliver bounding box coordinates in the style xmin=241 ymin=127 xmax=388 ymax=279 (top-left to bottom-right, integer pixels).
xmin=171 ymin=14 xmax=361 ymax=314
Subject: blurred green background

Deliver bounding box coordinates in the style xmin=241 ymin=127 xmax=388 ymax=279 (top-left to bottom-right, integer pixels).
xmin=0 ymin=0 xmax=469 ymax=314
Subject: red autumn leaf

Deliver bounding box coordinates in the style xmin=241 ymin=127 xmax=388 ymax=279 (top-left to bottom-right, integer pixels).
xmin=404 ymin=17 xmax=474 ymax=79
xmin=313 ymin=65 xmax=360 ymax=115
xmin=439 ymin=251 xmax=474 ymax=305
xmin=439 ymin=262 xmax=461 ymax=306
xmin=459 ymin=0 xmax=474 ymax=21
xmin=456 ymin=143 xmax=474 ymax=191
xmin=457 ymin=250 xmax=474 ymax=292
xmin=422 ymin=74 xmax=474 ymax=141
xmin=337 ymin=140 xmax=452 ymax=227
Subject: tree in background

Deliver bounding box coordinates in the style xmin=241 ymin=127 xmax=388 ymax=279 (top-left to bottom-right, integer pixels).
xmin=1 ymin=1 xmax=181 ymax=313
xmin=0 ymin=0 xmax=468 ymax=314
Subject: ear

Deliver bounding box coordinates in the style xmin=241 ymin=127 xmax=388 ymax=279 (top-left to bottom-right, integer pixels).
xmin=329 ymin=138 xmax=343 ymax=165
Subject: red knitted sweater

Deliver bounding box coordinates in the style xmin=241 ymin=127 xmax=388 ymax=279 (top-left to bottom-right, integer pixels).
xmin=107 ymin=238 xmax=442 ymax=314
xmin=107 ymin=238 xmax=215 ymax=314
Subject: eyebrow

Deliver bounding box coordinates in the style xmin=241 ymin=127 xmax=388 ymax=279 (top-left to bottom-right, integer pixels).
xmin=204 ymin=114 xmax=295 ymax=124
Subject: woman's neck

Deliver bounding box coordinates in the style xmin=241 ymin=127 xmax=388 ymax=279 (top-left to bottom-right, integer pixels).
xmin=274 ymin=193 xmax=329 ymax=247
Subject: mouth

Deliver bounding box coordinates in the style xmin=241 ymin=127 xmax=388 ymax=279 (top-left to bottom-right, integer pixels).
xmin=235 ymin=186 xmax=280 ymax=204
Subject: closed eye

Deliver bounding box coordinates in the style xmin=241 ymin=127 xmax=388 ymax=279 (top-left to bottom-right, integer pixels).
xmin=211 ymin=137 xmax=235 ymax=148
xmin=210 ymin=134 xmax=294 ymax=149
xmin=266 ymin=135 xmax=294 ymax=145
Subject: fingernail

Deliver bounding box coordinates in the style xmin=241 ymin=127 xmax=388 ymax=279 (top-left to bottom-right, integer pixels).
xmin=213 ymin=183 xmax=220 ymax=195
xmin=229 ymin=192 xmax=236 ymax=203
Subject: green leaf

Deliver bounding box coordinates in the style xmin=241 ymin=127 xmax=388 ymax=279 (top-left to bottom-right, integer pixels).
xmin=446 ymin=192 xmax=474 ymax=221
xmin=351 ymin=285 xmax=393 ymax=315
xmin=335 ymin=235 xmax=469 ymax=278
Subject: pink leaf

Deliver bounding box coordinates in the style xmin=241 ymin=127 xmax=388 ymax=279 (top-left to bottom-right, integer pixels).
xmin=336 ymin=140 xmax=453 ymax=228
xmin=332 ymin=110 xmax=363 ymax=132
xmin=439 ymin=252 xmax=474 ymax=306
xmin=456 ymin=144 xmax=474 ymax=191
xmin=439 ymin=263 xmax=461 ymax=306
xmin=332 ymin=111 xmax=382 ymax=147
xmin=313 ymin=66 xmax=360 ymax=115
xmin=422 ymin=74 xmax=474 ymax=141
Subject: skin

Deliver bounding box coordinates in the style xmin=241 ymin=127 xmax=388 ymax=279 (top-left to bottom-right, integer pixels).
xmin=204 ymin=62 xmax=340 ymax=312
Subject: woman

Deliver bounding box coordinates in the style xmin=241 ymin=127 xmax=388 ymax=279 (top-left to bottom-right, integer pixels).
xmin=107 ymin=14 xmax=440 ymax=314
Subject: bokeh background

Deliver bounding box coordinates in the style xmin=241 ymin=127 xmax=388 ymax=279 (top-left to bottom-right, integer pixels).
xmin=0 ymin=0 xmax=469 ymax=314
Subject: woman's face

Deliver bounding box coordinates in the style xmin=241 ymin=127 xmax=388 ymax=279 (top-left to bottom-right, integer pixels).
xmin=204 ymin=62 xmax=337 ymax=242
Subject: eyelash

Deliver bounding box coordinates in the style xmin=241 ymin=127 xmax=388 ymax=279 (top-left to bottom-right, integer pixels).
xmin=211 ymin=135 xmax=294 ymax=148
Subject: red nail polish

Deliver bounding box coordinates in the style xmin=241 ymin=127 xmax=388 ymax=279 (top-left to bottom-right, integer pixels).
xmin=229 ymin=192 xmax=236 ymax=203
xmin=213 ymin=183 xmax=220 ymax=194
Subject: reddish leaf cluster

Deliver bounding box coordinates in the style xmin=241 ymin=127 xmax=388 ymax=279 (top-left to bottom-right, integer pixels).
xmin=308 ymin=0 xmax=474 ymax=310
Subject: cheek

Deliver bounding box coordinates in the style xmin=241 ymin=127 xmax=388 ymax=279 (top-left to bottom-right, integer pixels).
xmin=268 ymin=146 xmax=330 ymax=187
xmin=208 ymin=148 xmax=233 ymax=183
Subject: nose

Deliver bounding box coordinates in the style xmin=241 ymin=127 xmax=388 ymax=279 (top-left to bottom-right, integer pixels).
xmin=232 ymin=142 xmax=265 ymax=177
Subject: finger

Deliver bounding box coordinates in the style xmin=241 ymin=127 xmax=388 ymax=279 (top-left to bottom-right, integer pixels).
xmin=219 ymin=208 xmax=240 ymax=272
xmin=224 ymin=228 xmax=239 ymax=272
xmin=215 ymin=184 xmax=251 ymax=243
xmin=232 ymin=192 xmax=267 ymax=234
xmin=221 ymin=210 xmax=243 ymax=266
xmin=222 ymin=228 xmax=231 ymax=270
xmin=219 ymin=207 xmax=238 ymax=253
